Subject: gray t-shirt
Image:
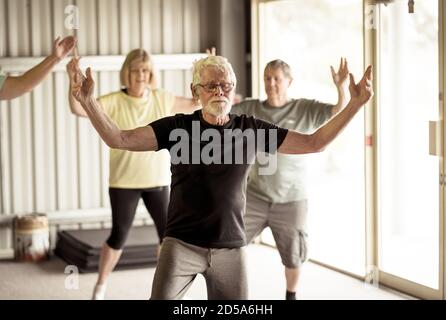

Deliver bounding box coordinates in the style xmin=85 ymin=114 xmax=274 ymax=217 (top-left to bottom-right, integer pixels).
xmin=232 ymin=98 xmax=334 ymax=203
xmin=0 ymin=73 xmax=7 ymax=91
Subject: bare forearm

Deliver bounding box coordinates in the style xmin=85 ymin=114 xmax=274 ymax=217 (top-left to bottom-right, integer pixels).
xmin=172 ymin=96 xmax=201 ymax=114
xmin=68 ymin=86 xmax=88 ymax=117
xmin=18 ymin=55 xmax=60 ymax=94
xmin=80 ymin=97 xmax=123 ymax=148
xmin=279 ymin=100 xmax=362 ymax=155
xmin=313 ymin=100 xmax=361 ymax=151
xmin=332 ymin=87 xmax=349 ymax=115
xmin=0 ymin=55 xmax=59 ymax=100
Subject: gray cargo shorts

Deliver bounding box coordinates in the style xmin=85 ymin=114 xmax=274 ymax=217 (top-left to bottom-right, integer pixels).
xmin=244 ymin=193 xmax=308 ymax=268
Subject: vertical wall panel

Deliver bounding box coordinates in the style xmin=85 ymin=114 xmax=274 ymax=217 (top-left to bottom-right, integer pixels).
xmin=0 ymin=0 xmax=10 ymax=216
xmin=0 ymin=0 xmax=6 ymax=215
xmin=77 ymin=0 xmax=98 ymax=55
xmin=98 ymin=0 xmax=119 ymax=55
xmin=53 ymin=0 xmax=79 ymax=211
xmin=53 ymin=73 xmax=79 ymax=210
xmin=162 ymin=0 xmax=183 ymax=54
xmin=31 ymin=77 xmax=57 ymax=212
xmin=182 ymin=0 xmax=200 ymax=96
xmin=7 ymin=0 xmax=30 ymax=57
xmin=0 ymin=0 xmax=7 ymax=56
xmin=30 ymin=0 xmax=57 ymax=212
xmin=119 ymin=0 xmax=141 ymax=54
xmin=76 ymin=1 xmax=101 ymax=209
xmin=148 ymin=0 xmax=164 ymax=88
xmin=0 ymin=100 xmax=10 ymax=214
xmin=183 ymin=0 xmax=200 ymax=54
xmin=140 ymin=0 xmax=152 ymax=52
xmin=9 ymin=95 xmax=34 ymax=214
xmin=0 ymin=99 xmax=10 ymax=215
xmin=162 ymin=0 xmax=185 ymax=96
xmin=7 ymin=0 xmax=34 ymax=214
xmin=144 ymin=0 xmax=162 ymax=54
xmin=0 ymin=0 xmax=8 ymax=215
xmin=30 ymin=0 xmax=52 ymax=56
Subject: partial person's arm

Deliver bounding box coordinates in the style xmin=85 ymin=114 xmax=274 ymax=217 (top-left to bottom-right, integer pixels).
xmin=69 ymin=61 xmax=158 ymax=152
xmin=66 ymin=57 xmax=91 ymax=117
xmin=330 ymin=57 xmax=350 ymax=116
xmin=0 ymin=36 xmax=76 ymax=100
xmin=171 ymin=96 xmax=201 ymax=114
xmin=279 ymin=66 xmax=373 ymax=155
xmin=206 ymin=47 xmax=216 ymax=56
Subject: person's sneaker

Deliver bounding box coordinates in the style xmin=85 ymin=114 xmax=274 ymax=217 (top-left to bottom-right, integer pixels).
xmin=92 ymin=283 xmax=107 ymax=300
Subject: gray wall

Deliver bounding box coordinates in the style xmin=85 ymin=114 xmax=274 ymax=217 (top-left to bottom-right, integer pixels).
xmin=0 ymin=0 xmax=201 ymax=217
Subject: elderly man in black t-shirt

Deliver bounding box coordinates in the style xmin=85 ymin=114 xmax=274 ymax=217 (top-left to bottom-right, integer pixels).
xmin=69 ymin=55 xmax=373 ymax=300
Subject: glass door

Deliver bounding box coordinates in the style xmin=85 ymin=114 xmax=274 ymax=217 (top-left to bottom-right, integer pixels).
xmin=255 ymin=0 xmax=366 ymax=277
xmin=376 ymin=0 xmax=442 ymax=299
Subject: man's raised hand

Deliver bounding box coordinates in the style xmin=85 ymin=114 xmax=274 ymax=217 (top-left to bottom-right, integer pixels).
xmin=349 ymin=65 xmax=373 ymax=107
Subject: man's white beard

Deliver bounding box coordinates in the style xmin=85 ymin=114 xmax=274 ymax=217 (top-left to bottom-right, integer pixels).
xmin=204 ymin=100 xmax=231 ymax=117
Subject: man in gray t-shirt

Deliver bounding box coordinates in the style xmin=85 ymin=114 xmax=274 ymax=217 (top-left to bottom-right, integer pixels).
xmin=232 ymin=58 xmax=350 ymax=300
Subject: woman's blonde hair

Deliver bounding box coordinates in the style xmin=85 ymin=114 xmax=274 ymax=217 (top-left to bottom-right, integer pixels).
xmin=120 ymin=49 xmax=157 ymax=89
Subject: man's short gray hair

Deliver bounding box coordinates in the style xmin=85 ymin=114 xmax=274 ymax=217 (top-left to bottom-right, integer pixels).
xmin=192 ymin=56 xmax=237 ymax=87
xmin=265 ymin=59 xmax=293 ymax=80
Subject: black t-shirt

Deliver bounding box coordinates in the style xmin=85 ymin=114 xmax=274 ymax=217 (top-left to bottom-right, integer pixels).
xmin=149 ymin=110 xmax=288 ymax=248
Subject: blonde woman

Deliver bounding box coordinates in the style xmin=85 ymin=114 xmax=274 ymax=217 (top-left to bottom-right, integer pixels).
xmin=66 ymin=49 xmax=199 ymax=299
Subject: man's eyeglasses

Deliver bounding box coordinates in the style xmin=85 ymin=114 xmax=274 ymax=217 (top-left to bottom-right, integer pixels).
xmin=195 ymin=82 xmax=234 ymax=93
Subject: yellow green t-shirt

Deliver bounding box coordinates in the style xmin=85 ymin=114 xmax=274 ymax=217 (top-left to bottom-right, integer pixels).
xmin=98 ymin=89 xmax=175 ymax=188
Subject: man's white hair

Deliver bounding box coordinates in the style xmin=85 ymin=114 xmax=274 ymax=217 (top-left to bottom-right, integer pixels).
xmin=192 ymin=55 xmax=237 ymax=87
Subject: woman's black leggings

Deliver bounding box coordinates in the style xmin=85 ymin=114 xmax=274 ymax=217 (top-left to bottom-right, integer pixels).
xmin=106 ymin=186 xmax=169 ymax=250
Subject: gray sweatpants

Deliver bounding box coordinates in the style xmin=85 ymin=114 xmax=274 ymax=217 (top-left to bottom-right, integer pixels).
xmin=150 ymin=237 xmax=248 ymax=300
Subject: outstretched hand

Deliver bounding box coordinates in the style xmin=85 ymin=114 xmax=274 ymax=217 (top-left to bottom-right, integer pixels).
xmin=206 ymin=47 xmax=216 ymax=57
xmin=331 ymin=57 xmax=349 ymax=90
xmin=349 ymin=65 xmax=373 ymax=107
xmin=52 ymin=36 xmax=77 ymax=61
xmin=68 ymin=58 xmax=95 ymax=105
xmin=66 ymin=57 xmax=81 ymax=82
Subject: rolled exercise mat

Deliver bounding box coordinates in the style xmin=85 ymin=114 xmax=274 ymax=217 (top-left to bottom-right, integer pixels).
xmin=55 ymin=225 xmax=159 ymax=273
